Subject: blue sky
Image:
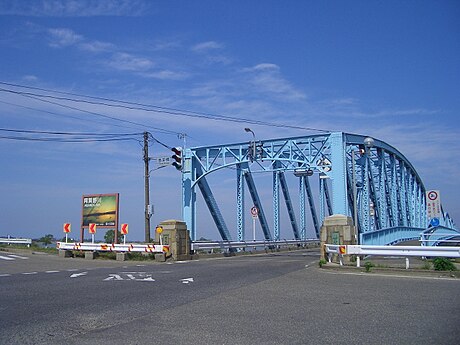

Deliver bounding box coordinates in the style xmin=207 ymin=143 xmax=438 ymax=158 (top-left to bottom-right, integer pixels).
xmin=0 ymin=0 xmax=459 ymax=241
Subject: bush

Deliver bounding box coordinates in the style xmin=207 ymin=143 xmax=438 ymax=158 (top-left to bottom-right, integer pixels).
xmin=433 ymin=257 xmax=457 ymax=271
xmin=318 ymin=259 xmax=327 ymax=268
xmin=364 ymin=261 xmax=374 ymax=272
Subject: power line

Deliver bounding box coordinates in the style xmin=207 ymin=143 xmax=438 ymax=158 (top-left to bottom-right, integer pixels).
xmin=0 ymin=88 xmax=183 ymax=135
xmin=0 ymin=81 xmax=331 ymax=133
xmin=0 ymin=128 xmax=142 ymax=136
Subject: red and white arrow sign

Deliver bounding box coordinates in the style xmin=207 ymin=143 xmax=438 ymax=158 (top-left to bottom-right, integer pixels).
xmin=89 ymin=223 xmax=97 ymax=234
xmin=63 ymin=223 xmax=71 ymax=233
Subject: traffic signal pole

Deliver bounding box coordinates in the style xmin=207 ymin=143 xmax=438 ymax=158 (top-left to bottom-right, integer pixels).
xmin=143 ymin=132 xmax=151 ymax=243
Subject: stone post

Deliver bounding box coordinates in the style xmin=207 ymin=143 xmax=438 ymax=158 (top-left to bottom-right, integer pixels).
xmin=156 ymin=220 xmax=191 ymax=261
xmin=320 ymin=214 xmax=356 ymax=264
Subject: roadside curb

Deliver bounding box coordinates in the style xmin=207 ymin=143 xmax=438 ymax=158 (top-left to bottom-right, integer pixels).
xmin=318 ymin=262 xmax=460 ymax=279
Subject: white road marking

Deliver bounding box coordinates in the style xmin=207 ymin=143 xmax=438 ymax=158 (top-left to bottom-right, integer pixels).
xmin=70 ymin=272 xmax=87 ymax=278
xmin=0 ymin=256 xmax=15 ymax=261
xmin=45 ymin=271 xmax=60 ymax=274
xmin=7 ymin=255 xmax=28 ymax=260
xmin=0 ymin=274 xmax=11 ymax=277
xmin=180 ymin=277 xmax=194 ymax=284
xmin=104 ymin=274 xmax=123 ymax=281
xmin=23 ymin=272 xmax=38 ymax=275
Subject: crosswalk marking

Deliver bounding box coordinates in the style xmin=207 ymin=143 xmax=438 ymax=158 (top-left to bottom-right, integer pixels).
xmin=6 ymin=254 xmax=29 ymax=260
xmin=0 ymin=255 xmax=15 ymax=261
xmin=0 ymin=254 xmax=29 ymax=261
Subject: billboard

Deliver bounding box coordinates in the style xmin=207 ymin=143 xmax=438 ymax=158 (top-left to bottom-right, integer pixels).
xmin=82 ymin=194 xmax=119 ymax=228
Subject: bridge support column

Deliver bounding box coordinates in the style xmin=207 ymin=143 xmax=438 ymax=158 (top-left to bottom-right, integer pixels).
xmin=320 ymin=214 xmax=356 ymax=264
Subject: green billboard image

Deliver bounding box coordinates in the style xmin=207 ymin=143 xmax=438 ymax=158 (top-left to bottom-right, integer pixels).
xmin=82 ymin=194 xmax=119 ymax=228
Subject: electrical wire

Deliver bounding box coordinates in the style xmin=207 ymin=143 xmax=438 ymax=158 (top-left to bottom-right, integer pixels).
xmin=1 ymin=89 xmax=182 ymax=136
xmin=0 ymin=81 xmax=331 ymax=133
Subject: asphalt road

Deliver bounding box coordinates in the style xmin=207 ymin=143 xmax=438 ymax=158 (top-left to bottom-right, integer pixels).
xmin=0 ymin=249 xmax=459 ymax=345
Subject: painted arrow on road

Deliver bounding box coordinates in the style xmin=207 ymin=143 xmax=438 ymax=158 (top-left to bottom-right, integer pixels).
xmin=180 ymin=278 xmax=194 ymax=284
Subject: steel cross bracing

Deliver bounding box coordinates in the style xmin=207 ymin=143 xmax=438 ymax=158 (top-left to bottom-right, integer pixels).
xmin=182 ymin=131 xmax=452 ymax=245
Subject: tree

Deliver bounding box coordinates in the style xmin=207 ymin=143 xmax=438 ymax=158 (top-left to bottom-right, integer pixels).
xmin=39 ymin=234 xmax=54 ymax=245
xmin=104 ymin=230 xmax=122 ymax=243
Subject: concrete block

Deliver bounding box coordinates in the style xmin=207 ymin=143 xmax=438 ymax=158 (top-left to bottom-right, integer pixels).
xmin=116 ymin=252 xmax=127 ymax=261
xmin=58 ymin=250 xmax=72 ymax=258
xmin=85 ymin=251 xmax=97 ymax=260
xmin=155 ymin=253 xmax=166 ymax=262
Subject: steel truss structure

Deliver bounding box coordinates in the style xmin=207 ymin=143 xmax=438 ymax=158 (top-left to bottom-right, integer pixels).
xmin=181 ymin=132 xmax=455 ymax=244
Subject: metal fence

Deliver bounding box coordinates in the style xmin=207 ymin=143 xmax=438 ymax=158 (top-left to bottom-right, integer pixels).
xmin=192 ymin=239 xmax=319 ymax=251
xmin=0 ymin=237 xmax=32 ymax=246
xmin=324 ymin=244 xmax=460 ymax=268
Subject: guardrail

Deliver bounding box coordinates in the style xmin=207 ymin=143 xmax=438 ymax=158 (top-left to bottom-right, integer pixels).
xmin=0 ymin=237 xmax=32 ymax=246
xmin=324 ymin=244 xmax=460 ymax=269
xmin=57 ymin=242 xmax=169 ymax=254
xmin=191 ymin=239 xmax=319 ymax=251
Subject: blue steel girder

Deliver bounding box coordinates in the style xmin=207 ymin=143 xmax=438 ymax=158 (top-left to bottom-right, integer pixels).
xmin=323 ymin=178 xmax=333 ymax=216
xmin=299 ymin=176 xmax=306 ymax=240
xmin=304 ymin=176 xmax=320 ymax=238
xmin=279 ymin=171 xmax=301 ymax=240
xmin=183 ymin=132 xmax=434 ymax=243
xmin=273 ymin=166 xmax=280 ymax=240
xmin=244 ymin=170 xmax=273 ymax=241
xmin=236 ymin=163 xmax=246 ymax=241
xmin=195 ymin=165 xmax=232 ymax=241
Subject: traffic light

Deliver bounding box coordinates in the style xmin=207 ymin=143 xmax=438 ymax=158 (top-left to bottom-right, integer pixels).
xmin=171 ymin=147 xmax=182 ymax=170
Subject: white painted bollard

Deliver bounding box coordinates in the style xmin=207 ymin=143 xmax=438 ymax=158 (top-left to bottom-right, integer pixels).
xmin=405 ymin=257 xmax=410 ymax=269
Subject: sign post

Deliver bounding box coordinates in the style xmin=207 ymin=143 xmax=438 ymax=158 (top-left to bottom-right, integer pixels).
xmin=156 ymin=226 xmax=163 ymax=246
xmin=250 ymin=206 xmax=259 ymax=241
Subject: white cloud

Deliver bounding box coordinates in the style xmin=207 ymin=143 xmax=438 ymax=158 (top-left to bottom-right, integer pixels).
xmin=0 ymin=0 xmax=152 ymax=17
xmin=245 ymin=63 xmax=280 ymax=72
xmin=48 ymin=28 xmax=83 ymax=47
xmin=108 ymin=52 xmax=154 ymax=71
xmin=21 ymin=75 xmax=39 ymax=82
xmin=79 ymin=40 xmax=114 ymax=53
xmin=242 ymin=63 xmax=307 ymax=101
xmin=192 ymin=41 xmax=224 ymax=52
xmin=143 ymin=70 xmax=189 ymax=80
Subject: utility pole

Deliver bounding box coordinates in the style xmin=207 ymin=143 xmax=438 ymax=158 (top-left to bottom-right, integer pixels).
xmin=143 ymin=132 xmax=151 ymax=243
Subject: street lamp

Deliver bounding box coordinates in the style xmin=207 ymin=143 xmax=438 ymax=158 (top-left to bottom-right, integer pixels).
xmin=353 ymin=137 xmax=374 ymax=244
xmin=364 ymin=137 xmax=375 ymax=150
xmin=244 ymin=128 xmax=256 ymax=161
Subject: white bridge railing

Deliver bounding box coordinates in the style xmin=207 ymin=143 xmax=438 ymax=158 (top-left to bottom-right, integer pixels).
xmin=324 ymin=244 xmax=460 ymax=269
xmin=57 ymin=242 xmax=169 ymax=253
xmin=0 ymin=237 xmax=32 ymax=246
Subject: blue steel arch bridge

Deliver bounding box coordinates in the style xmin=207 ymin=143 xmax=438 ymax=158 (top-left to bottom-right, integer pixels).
xmin=180 ymin=132 xmax=457 ymax=246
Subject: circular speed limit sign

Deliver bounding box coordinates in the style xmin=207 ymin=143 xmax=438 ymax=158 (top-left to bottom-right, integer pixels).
xmin=428 ymin=191 xmax=438 ymax=201
xmin=250 ymin=206 xmax=259 ymax=218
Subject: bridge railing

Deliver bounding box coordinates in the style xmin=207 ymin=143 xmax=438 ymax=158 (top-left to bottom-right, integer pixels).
xmin=191 ymin=239 xmax=319 ymax=251
xmin=360 ymin=226 xmax=424 ymax=245
xmin=324 ymin=244 xmax=460 ymax=268
xmin=0 ymin=237 xmax=32 ymax=246
xmin=420 ymin=226 xmax=460 ymax=246
xmin=57 ymin=242 xmax=169 ymax=253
